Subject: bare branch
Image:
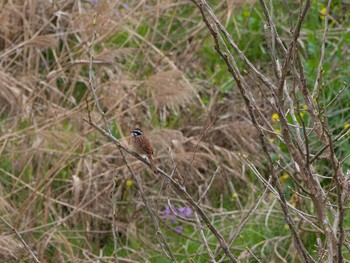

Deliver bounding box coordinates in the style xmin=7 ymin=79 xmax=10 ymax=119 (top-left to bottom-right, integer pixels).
xmin=0 ymin=217 xmax=40 ymax=263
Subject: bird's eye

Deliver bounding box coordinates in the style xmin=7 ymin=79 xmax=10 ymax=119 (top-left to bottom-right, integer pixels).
xmin=133 ymin=130 xmax=142 ymax=136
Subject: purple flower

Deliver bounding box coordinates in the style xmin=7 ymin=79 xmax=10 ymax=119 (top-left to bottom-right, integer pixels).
xmin=91 ymin=0 xmax=97 ymax=4
xmin=175 ymin=226 xmax=183 ymax=234
xmin=163 ymin=205 xmax=192 ymax=223
xmin=178 ymin=207 xmax=185 ymax=215
xmin=162 ymin=206 xmax=171 ymax=216
xmin=12 ymin=161 xmax=20 ymax=174
xmin=184 ymin=207 xmax=192 ymax=218
xmin=162 ymin=206 xmax=176 ymax=223
xmin=178 ymin=206 xmax=192 ymax=218
xmin=122 ymin=3 xmax=130 ymax=9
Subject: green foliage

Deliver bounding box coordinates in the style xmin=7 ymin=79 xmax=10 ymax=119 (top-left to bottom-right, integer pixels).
xmin=72 ymin=81 xmax=88 ymax=104
xmin=1 ymin=0 xmax=350 ymax=262
xmin=0 ymin=160 xmax=13 ymax=191
xmin=111 ymin=121 xmax=121 ymax=139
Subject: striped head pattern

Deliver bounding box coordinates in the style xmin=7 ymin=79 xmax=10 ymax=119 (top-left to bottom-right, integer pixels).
xmin=132 ymin=128 xmax=143 ymax=137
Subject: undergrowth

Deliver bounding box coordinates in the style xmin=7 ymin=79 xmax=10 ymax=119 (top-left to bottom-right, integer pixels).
xmin=0 ymin=0 xmax=349 ymax=262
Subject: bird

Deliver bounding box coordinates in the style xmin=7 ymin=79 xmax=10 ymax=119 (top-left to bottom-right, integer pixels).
xmin=130 ymin=128 xmax=157 ymax=174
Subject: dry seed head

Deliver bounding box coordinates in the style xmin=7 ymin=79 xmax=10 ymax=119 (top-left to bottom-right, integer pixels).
xmin=145 ymin=70 xmax=195 ymax=109
xmin=26 ymin=35 xmax=57 ymax=48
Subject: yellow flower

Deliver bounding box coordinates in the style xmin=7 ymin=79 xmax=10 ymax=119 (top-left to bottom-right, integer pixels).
xmin=126 ymin=180 xmax=133 ymax=187
xmin=289 ymin=193 xmax=299 ymax=207
xmin=284 ymin=224 xmax=290 ymax=230
xmin=313 ymin=98 xmax=317 ymax=104
xmin=279 ymin=172 xmax=289 ymax=183
xmin=290 ymin=193 xmax=299 ymax=200
xmin=269 ymin=138 xmax=275 ymax=143
xmin=231 ymin=193 xmax=238 ymax=199
xmin=275 ymin=129 xmax=281 ymax=134
xmin=320 ymin=7 xmax=327 ymax=20
xmin=272 ymin=113 xmax=279 ymax=123
xmin=302 ymin=105 xmax=308 ymax=110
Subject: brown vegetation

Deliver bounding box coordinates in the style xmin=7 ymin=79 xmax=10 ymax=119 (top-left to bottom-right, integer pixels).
xmin=1 ymin=0 xmax=349 ymax=262
xmin=0 ymin=0 xmax=265 ymax=262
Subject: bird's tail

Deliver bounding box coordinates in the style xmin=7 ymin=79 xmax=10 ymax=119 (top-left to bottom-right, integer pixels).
xmin=148 ymin=155 xmax=158 ymax=174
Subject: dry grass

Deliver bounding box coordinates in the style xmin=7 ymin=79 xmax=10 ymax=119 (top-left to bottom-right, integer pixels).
xmin=0 ymin=235 xmax=26 ymax=262
xmin=0 ymin=0 xmax=296 ymax=262
xmin=144 ymin=70 xmax=195 ymax=109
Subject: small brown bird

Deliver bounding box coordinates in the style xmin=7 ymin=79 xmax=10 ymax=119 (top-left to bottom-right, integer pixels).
xmin=130 ymin=128 xmax=157 ymax=174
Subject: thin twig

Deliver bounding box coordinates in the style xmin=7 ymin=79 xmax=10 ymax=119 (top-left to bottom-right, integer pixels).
xmin=185 ymin=106 xmax=223 ymax=177
xmin=85 ymin=119 xmax=237 ymax=262
xmin=194 ymin=212 xmax=216 ymax=263
xmin=312 ymin=0 xmax=333 ymax=98
xmin=198 ymin=167 xmax=220 ymax=204
xmin=86 ymin=11 xmax=176 ymax=262
xmin=191 ymin=1 xmax=314 ymax=261
xmin=0 ymin=217 xmax=40 ymax=263
xmin=112 ymin=172 xmax=120 ymax=263
xmin=229 ymin=177 xmax=271 ymax=247
xmin=310 ymin=124 xmax=350 ymax=164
